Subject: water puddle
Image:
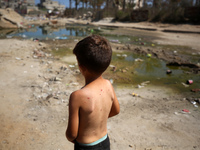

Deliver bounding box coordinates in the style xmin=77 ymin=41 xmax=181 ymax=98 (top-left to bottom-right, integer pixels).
xmin=106 ymin=52 xmax=200 ymax=93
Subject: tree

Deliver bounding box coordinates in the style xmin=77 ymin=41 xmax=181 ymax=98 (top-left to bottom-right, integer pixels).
xmin=122 ymin=0 xmax=126 ymax=10
xmin=88 ymin=0 xmax=104 ymax=10
xmin=75 ymin=0 xmax=79 ymax=10
xmin=153 ymin=0 xmax=160 ymax=8
xmin=69 ymin=0 xmax=72 ymax=9
xmin=96 ymin=0 xmax=105 ymax=9
xmin=196 ymin=0 xmax=200 ymax=6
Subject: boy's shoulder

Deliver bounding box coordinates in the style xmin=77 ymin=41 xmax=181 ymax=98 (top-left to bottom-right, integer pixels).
xmin=70 ymin=79 xmax=113 ymax=98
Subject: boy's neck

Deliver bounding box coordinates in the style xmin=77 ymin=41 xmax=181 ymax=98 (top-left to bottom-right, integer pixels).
xmin=84 ymin=73 xmax=102 ymax=86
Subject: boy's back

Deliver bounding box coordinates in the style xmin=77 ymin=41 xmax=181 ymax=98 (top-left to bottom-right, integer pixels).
xmin=73 ymin=77 xmax=115 ymax=144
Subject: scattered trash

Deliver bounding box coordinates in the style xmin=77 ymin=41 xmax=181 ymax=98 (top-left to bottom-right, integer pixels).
xmin=182 ymin=82 xmax=189 ymax=87
xmin=182 ymin=109 xmax=190 ymax=113
xmin=70 ymin=82 xmax=79 ymax=86
xmin=122 ymin=54 xmax=127 ymax=57
xmin=6 ymin=35 xmax=12 ymax=38
xmin=151 ymin=44 xmax=155 ymax=46
xmin=174 ymin=110 xmax=191 ymax=115
xmin=137 ymin=85 xmax=144 ymax=88
xmin=137 ymin=81 xmax=150 ymax=88
xmin=33 ymin=49 xmax=45 ymax=57
xmin=74 ymin=39 xmax=79 ymax=42
xmin=166 ymin=70 xmax=172 ymax=74
xmin=187 ymin=79 xmax=193 ymax=84
xmin=110 ymin=65 xmax=117 ymax=72
xmin=110 ymin=39 xmax=120 ymax=43
xmin=174 ymin=112 xmax=179 ymax=115
xmin=15 ymin=57 xmax=21 ymax=60
xmin=135 ymin=58 xmax=143 ymax=62
xmin=22 ymin=34 xmax=27 ymax=38
xmin=188 ymin=99 xmax=199 ymax=108
xmin=60 ymin=65 xmax=68 ymax=71
xmin=141 ymin=81 xmax=150 ymax=86
xmin=33 ymin=38 xmax=39 ymax=42
xmin=147 ymin=54 xmax=152 ymax=58
xmin=190 ymin=101 xmax=196 ymax=105
xmin=191 ymin=89 xmax=200 ymax=92
xmin=90 ymin=29 xmax=94 ymax=33
xmin=116 ymin=54 xmax=127 ymax=58
xmin=49 ymin=77 xmax=62 ymax=81
xmin=131 ymin=92 xmax=139 ymax=97
xmin=109 ymin=65 xmax=115 ymax=68
xmin=69 ymin=65 xmax=75 ymax=68
xmin=55 ymin=37 xmax=67 ymax=40
xmin=122 ymin=69 xmax=127 ymax=73
xmin=42 ymin=93 xmax=53 ymax=100
xmin=61 ymin=99 xmax=67 ymax=103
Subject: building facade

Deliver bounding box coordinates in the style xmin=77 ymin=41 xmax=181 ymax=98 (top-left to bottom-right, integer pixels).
xmin=0 ymin=0 xmax=38 ymax=14
xmin=40 ymin=0 xmax=65 ymax=12
xmin=0 ymin=0 xmax=35 ymax=8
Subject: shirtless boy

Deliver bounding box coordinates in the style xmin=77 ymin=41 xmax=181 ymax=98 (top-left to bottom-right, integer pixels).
xmin=66 ymin=35 xmax=120 ymax=150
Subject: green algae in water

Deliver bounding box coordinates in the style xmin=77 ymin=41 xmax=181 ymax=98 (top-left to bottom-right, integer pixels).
xmin=104 ymin=51 xmax=200 ymax=94
xmin=52 ymin=47 xmax=73 ymax=57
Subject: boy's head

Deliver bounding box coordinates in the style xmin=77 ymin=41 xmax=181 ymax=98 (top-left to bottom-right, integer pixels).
xmin=73 ymin=35 xmax=112 ymax=74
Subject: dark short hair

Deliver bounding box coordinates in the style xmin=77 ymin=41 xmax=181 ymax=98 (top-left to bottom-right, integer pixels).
xmin=73 ymin=35 xmax=112 ymax=74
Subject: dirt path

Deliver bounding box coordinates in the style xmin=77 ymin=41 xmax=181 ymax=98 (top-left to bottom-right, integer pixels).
xmin=0 ymin=35 xmax=200 ymax=150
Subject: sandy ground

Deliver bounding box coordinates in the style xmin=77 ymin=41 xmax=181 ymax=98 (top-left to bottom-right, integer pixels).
xmin=0 ymin=21 xmax=200 ymax=150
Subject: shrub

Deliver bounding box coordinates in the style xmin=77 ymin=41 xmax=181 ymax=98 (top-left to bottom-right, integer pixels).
xmin=115 ymin=10 xmax=130 ymax=22
xmin=149 ymin=7 xmax=186 ymax=23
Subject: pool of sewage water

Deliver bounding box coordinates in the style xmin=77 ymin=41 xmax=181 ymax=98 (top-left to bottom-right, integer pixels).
xmin=0 ymin=25 xmax=199 ymax=95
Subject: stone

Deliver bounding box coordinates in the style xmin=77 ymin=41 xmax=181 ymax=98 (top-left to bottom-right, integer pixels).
xmin=0 ymin=8 xmax=24 ymax=29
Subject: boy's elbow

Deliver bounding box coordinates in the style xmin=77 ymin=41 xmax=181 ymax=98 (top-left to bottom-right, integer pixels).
xmin=116 ymin=108 xmax=120 ymax=115
xmin=109 ymin=108 xmax=120 ymax=118
xmin=115 ymin=108 xmax=120 ymax=116
xmin=66 ymin=130 xmax=77 ymax=142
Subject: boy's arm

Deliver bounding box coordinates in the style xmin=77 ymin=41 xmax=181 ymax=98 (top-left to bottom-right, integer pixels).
xmin=109 ymin=86 xmax=120 ymax=118
xmin=66 ymin=92 xmax=80 ymax=143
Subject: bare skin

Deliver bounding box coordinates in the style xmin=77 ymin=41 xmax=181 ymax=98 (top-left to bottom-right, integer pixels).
xmin=66 ymin=64 xmax=120 ymax=144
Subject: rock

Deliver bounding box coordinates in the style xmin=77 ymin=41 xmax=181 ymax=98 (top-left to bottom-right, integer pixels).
xmin=49 ymin=77 xmax=62 ymax=81
xmin=0 ymin=8 xmax=24 ymax=29
xmin=122 ymin=69 xmax=127 ymax=73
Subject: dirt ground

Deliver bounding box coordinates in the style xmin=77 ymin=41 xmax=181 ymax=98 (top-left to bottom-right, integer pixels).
xmin=0 ymin=21 xmax=200 ymax=150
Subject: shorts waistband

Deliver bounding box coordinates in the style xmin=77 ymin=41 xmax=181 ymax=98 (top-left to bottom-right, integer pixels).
xmin=77 ymin=134 xmax=108 ymax=146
